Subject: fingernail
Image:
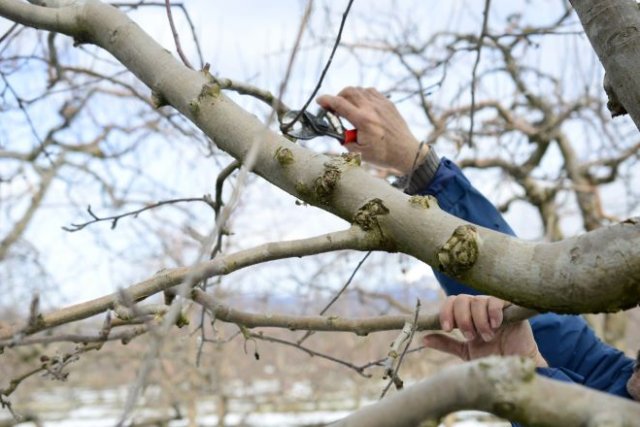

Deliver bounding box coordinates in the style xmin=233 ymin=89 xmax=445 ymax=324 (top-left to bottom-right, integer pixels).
xmin=463 ymin=331 xmax=475 ymax=341
xmin=442 ymin=320 xmax=451 ymax=331
xmin=490 ymin=318 xmax=499 ymax=329
xmin=481 ymin=332 xmax=494 ymax=342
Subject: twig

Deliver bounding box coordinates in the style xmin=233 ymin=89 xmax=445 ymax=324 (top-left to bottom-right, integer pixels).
xmin=111 ymin=2 xmax=204 ymax=67
xmin=0 ymin=325 xmax=148 ymax=347
xmin=380 ymin=299 xmax=421 ymax=398
xmin=297 ymin=251 xmax=371 ymax=345
xmin=0 ymin=342 xmax=107 ymax=405
xmin=467 ymin=0 xmax=492 ymax=147
xmin=213 ymin=77 xmax=290 ymax=119
xmin=164 ymin=0 xmax=192 ymax=69
xmin=280 ymin=0 xmax=355 ymax=132
xmin=194 ymin=160 xmax=240 ymax=365
xmin=26 ymin=293 xmax=40 ymax=330
xmin=0 ymin=394 xmax=19 ymax=422
xmin=62 ymin=196 xmax=217 ymax=232
xmin=0 ymin=22 xmax=18 ymax=45
xmin=249 ymin=332 xmax=372 ymax=378
xmin=357 ymin=345 xmax=425 ymax=372
xmin=211 ymin=160 xmax=240 ymax=257
xmin=0 ymin=73 xmax=54 ymax=165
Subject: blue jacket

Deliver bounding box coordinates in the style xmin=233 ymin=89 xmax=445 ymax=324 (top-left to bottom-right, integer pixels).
xmin=418 ymin=158 xmax=634 ymax=399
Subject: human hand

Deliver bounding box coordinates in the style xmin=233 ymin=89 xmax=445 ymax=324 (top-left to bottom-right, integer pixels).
xmin=316 ymin=87 xmax=428 ymax=175
xmin=424 ymin=294 xmax=547 ymax=367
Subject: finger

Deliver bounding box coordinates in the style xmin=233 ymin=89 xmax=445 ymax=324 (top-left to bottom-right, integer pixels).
xmin=453 ymin=296 xmax=475 ymax=341
xmin=316 ymin=95 xmax=364 ymax=125
xmin=488 ymin=297 xmax=506 ymax=329
xmin=423 ymin=333 xmax=466 ymax=360
xmin=364 ymin=87 xmax=386 ymax=100
xmin=470 ymin=297 xmax=494 ymax=342
xmin=439 ymin=296 xmax=456 ymax=332
xmin=337 ymin=86 xmax=368 ymax=106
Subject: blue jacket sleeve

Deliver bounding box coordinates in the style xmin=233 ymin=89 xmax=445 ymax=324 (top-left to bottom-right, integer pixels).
xmin=419 ymin=157 xmax=634 ymax=399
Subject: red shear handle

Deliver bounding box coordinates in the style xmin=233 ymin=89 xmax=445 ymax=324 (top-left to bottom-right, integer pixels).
xmin=343 ymin=129 xmax=358 ymax=144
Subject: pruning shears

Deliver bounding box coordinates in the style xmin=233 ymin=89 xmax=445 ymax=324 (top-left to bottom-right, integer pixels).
xmin=281 ymin=108 xmax=358 ymax=145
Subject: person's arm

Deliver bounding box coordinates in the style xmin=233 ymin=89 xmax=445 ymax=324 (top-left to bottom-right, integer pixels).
xmin=316 ymin=88 xmax=635 ymax=398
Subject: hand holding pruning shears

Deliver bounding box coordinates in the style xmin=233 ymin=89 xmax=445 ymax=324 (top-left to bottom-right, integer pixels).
xmin=281 ymin=108 xmax=358 ymax=145
xmin=282 ymin=87 xmax=428 ymax=176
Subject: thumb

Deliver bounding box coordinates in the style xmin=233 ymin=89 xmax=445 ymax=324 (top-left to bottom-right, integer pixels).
xmin=423 ymin=333 xmax=467 ymax=360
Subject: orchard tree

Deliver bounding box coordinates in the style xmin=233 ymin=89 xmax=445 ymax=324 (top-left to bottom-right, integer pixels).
xmin=0 ymin=0 xmax=639 ymax=426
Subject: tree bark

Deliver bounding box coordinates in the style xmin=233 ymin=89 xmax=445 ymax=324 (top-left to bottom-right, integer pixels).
xmin=570 ymin=0 xmax=640 ymax=129
xmin=0 ymin=0 xmax=639 ymax=314
xmin=332 ymin=357 xmax=640 ymax=427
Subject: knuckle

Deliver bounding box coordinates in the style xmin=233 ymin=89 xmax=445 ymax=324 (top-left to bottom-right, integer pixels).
xmin=340 ymin=86 xmax=360 ymax=98
xmin=457 ymin=317 xmax=472 ymax=332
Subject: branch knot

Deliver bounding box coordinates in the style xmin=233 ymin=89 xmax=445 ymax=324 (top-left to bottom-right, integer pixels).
xmin=437 ymin=224 xmax=480 ymax=277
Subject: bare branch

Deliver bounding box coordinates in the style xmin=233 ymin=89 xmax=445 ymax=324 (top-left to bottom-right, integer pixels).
xmin=192 ymin=289 xmax=535 ymax=335
xmin=280 ymin=0 xmax=354 ymax=131
xmin=62 ymin=196 xmax=217 ymax=232
xmin=164 ymin=0 xmax=192 ymax=69
xmin=213 ymin=77 xmax=290 ymax=119
xmin=380 ymin=299 xmax=421 ymax=398
xmin=248 ymin=331 xmax=372 ymax=378
xmin=467 ymin=0 xmax=492 ymax=147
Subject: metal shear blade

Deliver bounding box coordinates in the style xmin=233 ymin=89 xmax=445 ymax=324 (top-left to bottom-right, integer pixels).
xmin=281 ymin=109 xmax=346 ymax=142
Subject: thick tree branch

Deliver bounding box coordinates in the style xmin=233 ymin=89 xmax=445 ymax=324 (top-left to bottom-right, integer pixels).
xmin=570 ymin=0 xmax=640 ymax=131
xmin=1 ymin=0 xmax=640 ymax=313
xmin=332 ymin=356 xmax=640 ymax=427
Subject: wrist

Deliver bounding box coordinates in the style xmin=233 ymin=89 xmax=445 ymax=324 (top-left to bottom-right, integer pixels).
xmin=399 ymin=141 xmax=430 ymax=176
xmin=394 ymin=146 xmax=440 ymax=195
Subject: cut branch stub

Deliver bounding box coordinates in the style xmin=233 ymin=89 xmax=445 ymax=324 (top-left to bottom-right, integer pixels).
xmin=353 ymin=198 xmax=390 ymax=232
xmin=314 ymin=162 xmax=341 ymax=205
xmin=408 ymin=194 xmax=439 ymax=209
xmin=437 ymin=224 xmax=481 ymax=277
xmin=188 ymin=82 xmax=221 ymax=118
xmin=603 ymin=73 xmax=627 ymax=117
xmin=340 ymin=151 xmax=362 ymax=166
xmin=274 ymin=146 xmax=294 ymax=166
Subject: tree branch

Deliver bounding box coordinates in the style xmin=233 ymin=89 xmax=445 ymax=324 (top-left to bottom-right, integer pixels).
xmin=1 ymin=0 xmax=640 ymax=313
xmin=332 ymin=356 xmax=640 ymax=426
xmin=0 ymin=226 xmax=378 ymax=340
xmin=191 ymin=289 xmax=535 ymax=335
xmin=570 ymin=0 xmax=640 ymax=131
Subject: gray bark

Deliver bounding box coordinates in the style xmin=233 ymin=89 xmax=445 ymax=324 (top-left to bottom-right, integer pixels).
xmin=332 ymin=357 xmax=640 ymax=427
xmin=571 ymin=0 xmax=640 ymax=128
xmin=0 ymin=0 xmax=639 ymax=313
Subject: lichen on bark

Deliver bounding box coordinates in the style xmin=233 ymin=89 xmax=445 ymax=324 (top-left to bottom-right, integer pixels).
xmin=314 ymin=164 xmax=341 ymax=204
xmin=353 ymin=198 xmax=390 ymax=231
xmin=409 ymin=195 xmax=438 ymax=209
xmin=341 ymin=152 xmax=362 ymax=166
xmin=437 ymin=224 xmax=480 ymax=277
xmin=274 ymin=146 xmax=294 ymax=166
